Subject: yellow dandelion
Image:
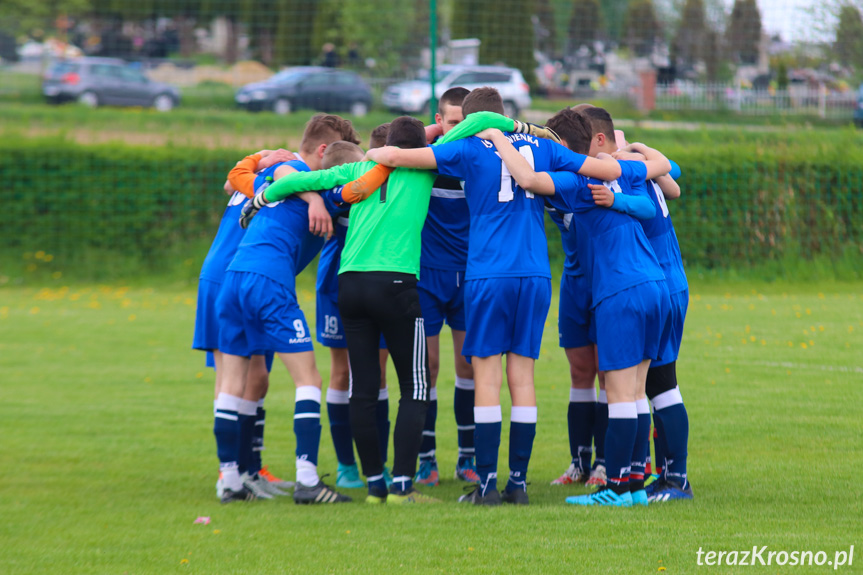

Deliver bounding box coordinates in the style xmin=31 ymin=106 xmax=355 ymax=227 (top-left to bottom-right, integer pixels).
xmin=715 ymin=333 xmax=722 ymax=339
xmin=818 ymin=292 xmax=825 ymax=299
xmin=849 ymin=326 xmax=855 ymax=333
xmin=26 ymin=263 xmax=37 ymax=272
xmin=809 ymin=340 xmax=814 ymax=346
xmin=693 ymin=294 xmax=701 ymax=301
xmin=213 ymin=529 xmax=221 ymax=534
xmin=30 ymin=307 xmax=40 ymax=314
xmin=706 ymin=304 xmax=712 ymax=310
xmin=745 ymin=325 xmax=751 ymax=333
xmin=52 ymin=271 xmax=62 ymax=279
xmin=750 ymin=336 xmax=756 ymax=342
xmin=800 ymin=343 xmax=807 ymax=349
xmin=196 ymin=372 xmax=204 ymax=379
xmin=180 ymin=559 xmax=189 ymax=565
xmin=128 ymin=314 xmax=137 ymax=322
xmin=760 ymin=339 xmax=766 ymax=345
xmin=725 ymin=367 xmax=731 ymax=373
xmin=88 ymin=301 xmax=101 ymax=309
xmin=806 ymin=308 xmax=811 ymax=315
xmin=144 ymin=377 xmax=152 ymax=383
xmin=788 ymin=341 xmax=793 ymax=347
xmin=44 ymin=254 xmax=54 ymax=262
xmin=748 ymin=303 xmax=755 ymax=310
xmin=771 ymin=309 xmax=776 ymax=315
xmin=795 ymin=312 xmax=802 ymax=318
xmin=35 ymin=250 xmax=45 ymax=260
xmin=819 ymin=325 xmax=825 ymax=332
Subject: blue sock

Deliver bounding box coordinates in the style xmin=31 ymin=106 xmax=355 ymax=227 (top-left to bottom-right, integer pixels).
xmin=377 ymin=388 xmax=390 ymax=465
xmin=326 ymin=389 xmax=355 ymax=466
xmin=213 ymin=393 xmax=241 ymax=481
xmin=390 ymin=475 xmax=412 ymax=494
xmin=294 ymin=387 xmax=322 ymax=467
xmin=250 ymin=404 xmax=264 ymax=475
xmin=474 ymin=406 xmax=502 ymax=495
xmin=419 ymin=394 xmax=437 ymax=463
xmin=593 ymin=390 xmax=609 ymax=467
xmin=605 ymin=402 xmax=637 ymax=495
xmin=652 ymin=387 xmax=689 ymax=489
xmin=568 ymin=388 xmax=596 ymax=473
xmin=454 ymin=377 xmax=475 ymax=465
xmin=367 ymin=474 xmax=387 ymax=497
xmin=630 ymin=399 xmax=651 ymax=489
xmin=506 ymin=406 xmax=537 ymax=492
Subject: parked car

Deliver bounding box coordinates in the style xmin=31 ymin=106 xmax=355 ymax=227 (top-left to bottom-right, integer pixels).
xmin=855 ymin=83 xmax=863 ymax=128
xmin=42 ymin=57 xmax=180 ymax=111
xmin=382 ymin=65 xmax=532 ymax=117
xmin=235 ymin=66 xmax=373 ymax=116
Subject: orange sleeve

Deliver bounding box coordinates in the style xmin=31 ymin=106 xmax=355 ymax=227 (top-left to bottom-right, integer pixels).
xmin=340 ymin=164 xmax=394 ymax=204
xmin=228 ymin=154 xmax=262 ymax=199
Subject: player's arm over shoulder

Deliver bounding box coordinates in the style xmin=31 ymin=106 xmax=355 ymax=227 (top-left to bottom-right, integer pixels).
xmin=263 ymin=162 xmax=368 ymax=202
xmin=480 ymin=129 xmax=556 ymax=195
xmin=365 ymin=146 xmax=437 ymax=170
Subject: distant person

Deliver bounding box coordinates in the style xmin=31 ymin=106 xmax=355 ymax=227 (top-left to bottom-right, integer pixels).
xmin=322 ymin=43 xmax=340 ymax=68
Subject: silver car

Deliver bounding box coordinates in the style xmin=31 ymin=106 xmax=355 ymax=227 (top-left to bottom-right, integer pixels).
xmin=382 ymin=65 xmax=532 ymax=117
xmin=43 ymin=57 xmax=180 ymax=111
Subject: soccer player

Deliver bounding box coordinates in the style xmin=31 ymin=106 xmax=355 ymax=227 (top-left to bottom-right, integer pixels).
xmin=365 ymin=90 xmax=622 ymax=505
xmin=194 ymin=150 xmax=299 ymax=501
xmin=244 ymin=116 xmax=441 ymax=504
xmin=612 ymin=146 xmax=692 ymax=502
xmin=317 ymin=129 xmax=394 ymax=490
xmin=479 ymin=117 xmax=673 ymax=508
xmin=213 ymin=114 xmax=358 ymax=504
xmin=413 ymin=87 xmax=481 ymax=487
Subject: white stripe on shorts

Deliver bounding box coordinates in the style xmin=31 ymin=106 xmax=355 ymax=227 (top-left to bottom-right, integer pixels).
xmin=413 ymin=317 xmax=428 ymax=400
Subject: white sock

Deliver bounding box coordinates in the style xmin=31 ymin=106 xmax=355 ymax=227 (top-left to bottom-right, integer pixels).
xmin=296 ymin=459 xmax=319 ymax=487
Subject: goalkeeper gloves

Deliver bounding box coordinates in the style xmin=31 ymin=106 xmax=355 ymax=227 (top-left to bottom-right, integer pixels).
xmin=512 ymin=120 xmax=562 ymax=144
xmin=239 ymin=192 xmax=270 ymax=229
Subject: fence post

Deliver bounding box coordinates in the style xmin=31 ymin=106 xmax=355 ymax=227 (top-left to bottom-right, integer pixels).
xmin=429 ymin=0 xmax=438 ymax=124
xmin=819 ymin=83 xmax=827 ymax=119
xmin=638 ymin=69 xmax=656 ymax=112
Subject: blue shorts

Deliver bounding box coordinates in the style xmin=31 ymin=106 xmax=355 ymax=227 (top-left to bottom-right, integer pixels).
xmin=594 ymin=280 xmax=670 ymax=372
xmin=217 ymin=271 xmax=314 ymax=357
xmin=653 ymin=289 xmax=688 ymax=367
xmin=316 ymin=289 xmax=387 ymax=350
xmin=418 ymin=267 xmax=467 ymax=337
xmin=462 ymin=276 xmax=551 ymax=360
xmin=558 ymin=273 xmax=593 ymax=349
xmin=193 ymin=278 xmax=222 ymax=352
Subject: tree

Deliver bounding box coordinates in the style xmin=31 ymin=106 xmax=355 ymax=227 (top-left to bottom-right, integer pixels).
xmin=726 ymin=0 xmax=762 ymax=65
xmin=672 ymin=0 xmax=707 ymax=72
xmin=598 ymin=0 xmax=630 ymax=43
xmin=534 ymin=0 xmax=557 ymax=55
xmin=835 ymin=3 xmax=863 ymax=70
xmin=273 ymin=0 xmax=317 ymax=67
xmin=623 ymin=0 xmax=661 ymax=57
xmin=452 ymin=0 xmax=483 ymax=40
xmin=568 ymin=0 xmax=603 ymax=53
xmin=480 ymin=0 xmax=535 ymax=86
xmin=340 ymin=0 xmax=414 ymax=76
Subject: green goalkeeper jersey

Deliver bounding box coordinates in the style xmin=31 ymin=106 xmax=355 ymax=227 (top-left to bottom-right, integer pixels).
xmin=262 ymin=161 xmax=436 ymax=278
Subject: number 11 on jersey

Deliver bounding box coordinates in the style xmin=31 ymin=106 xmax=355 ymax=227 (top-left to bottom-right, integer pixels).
xmin=496 ymin=146 xmax=535 ymax=203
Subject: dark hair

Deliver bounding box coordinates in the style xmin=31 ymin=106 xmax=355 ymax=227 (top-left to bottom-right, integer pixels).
xmin=385 ymin=116 xmax=426 ymax=149
xmin=581 ymin=106 xmax=615 ymax=142
xmin=369 ymin=122 xmax=391 ymax=149
xmin=438 ymin=87 xmax=469 ymax=114
xmin=461 ymin=86 xmax=505 ymax=116
xmin=301 ymin=114 xmax=360 ymax=153
xmin=322 ymin=141 xmax=364 ymax=169
xmin=546 ymin=108 xmax=592 ymax=155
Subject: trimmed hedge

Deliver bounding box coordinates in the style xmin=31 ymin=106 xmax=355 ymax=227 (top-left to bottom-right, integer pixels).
xmin=3 ymin=133 xmax=862 ymax=281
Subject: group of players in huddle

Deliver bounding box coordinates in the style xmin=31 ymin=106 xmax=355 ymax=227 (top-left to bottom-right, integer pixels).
xmin=193 ymin=84 xmax=692 ymax=507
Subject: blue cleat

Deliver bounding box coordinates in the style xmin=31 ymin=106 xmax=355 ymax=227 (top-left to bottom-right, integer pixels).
xmin=566 ymin=488 xmax=633 ymax=507
xmin=383 ymin=466 xmax=393 ymax=488
xmin=644 ymin=473 xmax=661 ymax=488
xmin=336 ymin=463 xmax=365 ymax=489
xmin=648 ymin=480 xmax=693 ymax=503
xmin=631 ymin=489 xmax=649 ymax=506
xmin=455 ymin=458 xmax=481 ymax=483
xmin=414 ymin=459 xmax=439 ymax=486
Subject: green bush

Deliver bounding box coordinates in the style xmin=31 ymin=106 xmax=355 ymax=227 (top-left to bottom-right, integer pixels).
xmin=2 ymin=132 xmax=862 ymax=283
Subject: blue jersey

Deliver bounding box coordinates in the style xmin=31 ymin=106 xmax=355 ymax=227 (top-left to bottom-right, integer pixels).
xmin=548 ymin=160 xmax=665 ymax=307
xmin=199 ymin=191 xmax=248 ymax=283
xmin=227 ymin=159 xmax=320 ymax=289
xmin=639 ymin=180 xmax=688 ymax=295
xmin=316 ymin=205 xmax=350 ymax=297
xmin=433 ymin=134 xmax=586 ymax=280
xmin=421 ymin=175 xmax=469 ymax=271
xmin=546 ymin=204 xmax=582 ymax=277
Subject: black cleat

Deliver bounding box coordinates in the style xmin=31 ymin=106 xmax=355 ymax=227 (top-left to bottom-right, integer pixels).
xmin=501 ymin=487 xmax=530 ymax=505
xmin=293 ymin=480 xmax=352 ymax=504
xmin=220 ymin=486 xmax=257 ymax=504
xmin=458 ymin=485 xmax=501 ymax=506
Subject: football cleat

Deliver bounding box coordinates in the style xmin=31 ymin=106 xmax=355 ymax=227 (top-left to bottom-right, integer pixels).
xmin=293 ymin=480 xmax=352 ymax=504
xmin=240 ymin=472 xmax=274 ymax=500
xmin=501 ymin=487 xmax=530 ymax=505
xmin=414 ymin=459 xmax=439 ymax=486
xmin=454 ymin=458 xmax=481 ymax=483
xmin=336 ymin=463 xmax=365 ymax=489
xmin=458 ymin=485 xmax=502 ymax=506
xmin=386 ymin=488 xmax=440 ymax=504
xmin=220 ymin=486 xmax=257 ymax=504
xmin=647 ymin=480 xmax=693 ymax=502
xmin=383 ymin=466 xmax=393 ymax=488
xmin=259 ymin=465 xmax=295 ymax=489
xmin=566 ymin=487 xmax=632 ymax=507
xmin=551 ymin=462 xmax=588 ymax=486
xmin=644 ymin=473 xmax=661 ymax=488
xmin=216 ymin=473 xmax=225 ymax=499
xmin=630 ymin=489 xmax=649 ymax=506
xmin=586 ymin=464 xmax=607 ymax=487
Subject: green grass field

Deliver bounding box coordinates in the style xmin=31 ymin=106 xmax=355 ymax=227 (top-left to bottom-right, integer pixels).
xmin=2 ymin=273 xmax=861 ymax=574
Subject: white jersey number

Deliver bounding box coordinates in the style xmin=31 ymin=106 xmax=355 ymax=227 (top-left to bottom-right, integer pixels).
xmin=496 ymin=147 xmax=535 ymax=203
xmin=293 ymin=319 xmax=306 ymax=339
xmin=651 ymin=181 xmax=670 ymax=218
